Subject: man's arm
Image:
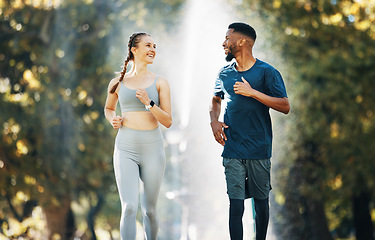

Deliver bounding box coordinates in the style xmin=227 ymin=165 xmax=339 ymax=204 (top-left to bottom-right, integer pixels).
xmin=209 ymin=96 xmax=228 ymax=146
xmin=234 ymin=77 xmax=290 ymax=114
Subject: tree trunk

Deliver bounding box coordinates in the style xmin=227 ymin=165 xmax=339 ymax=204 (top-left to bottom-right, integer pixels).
xmin=44 ymin=196 xmax=74 ymax=240
xmin=276 ymin=157 xmax=333 ymax=240
xmin=87 ymin=193 xmax=104 ymax=240
xmin=304 ymin=199 xmax=333 ymax=240
xmin=353 ymin=191 xmax=374 ymax=240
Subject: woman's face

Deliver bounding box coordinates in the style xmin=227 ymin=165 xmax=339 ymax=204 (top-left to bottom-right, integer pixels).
xmin=133 ymin=35 xmax=156 ymax=64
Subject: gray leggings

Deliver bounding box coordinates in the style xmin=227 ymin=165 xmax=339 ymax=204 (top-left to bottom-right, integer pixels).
xmin=113 ymin=127 xmax=166 ymax=240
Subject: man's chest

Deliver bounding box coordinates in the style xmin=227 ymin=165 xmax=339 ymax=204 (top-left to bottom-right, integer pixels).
xmin=221 ymin=71 xmax=266 ymax=95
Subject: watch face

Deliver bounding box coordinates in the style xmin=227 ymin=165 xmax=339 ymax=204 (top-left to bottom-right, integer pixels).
xmin=150 ymin=100 xmax=155 ymax=107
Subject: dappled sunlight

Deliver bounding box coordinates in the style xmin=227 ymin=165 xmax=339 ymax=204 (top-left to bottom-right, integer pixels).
xmin=0 ymin=207 xmax=47 ymax=239
xmin=2 ymin=0 xmax=375 ymax=239
xmin=0 ymin=0 xmax=62 ymax=9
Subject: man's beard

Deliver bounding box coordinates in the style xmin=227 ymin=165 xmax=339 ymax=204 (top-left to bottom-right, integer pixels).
xmin=225 ymin=52 xmax=235 ymax=62
xmin=225 ymin=46 xmax=236 ymax=62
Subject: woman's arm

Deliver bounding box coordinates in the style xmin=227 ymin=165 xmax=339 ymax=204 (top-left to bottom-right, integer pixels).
xmin=104 ymin=78 xmax=122 ymax=129
xmin=136 ymin=77 xmax=172 ymax=128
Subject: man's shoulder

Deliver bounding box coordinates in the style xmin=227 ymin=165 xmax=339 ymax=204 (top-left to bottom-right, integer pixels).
xmin=219 ymin=62 xmax=236 ymax=73
xmin=254 ymin=59 xmax=278 ymax=72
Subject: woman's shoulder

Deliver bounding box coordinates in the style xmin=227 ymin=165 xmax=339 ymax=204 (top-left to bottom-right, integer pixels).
xmin=155 ymin=75 xmax=169 ymax=85
xmin=109 ymin=72 xmax=133 ymax=85
xmin=108 ymin=77 xmax=120 ymax=86
xmin=154 ymin=75 xmax=170 ymax=92
xmin=107 ymin=77 xmax=122 ymax=94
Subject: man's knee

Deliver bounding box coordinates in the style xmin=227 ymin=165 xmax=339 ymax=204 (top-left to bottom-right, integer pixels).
xmin=230 ymin=199 xmax=245 ymax=218
xmin=254 ymin=198 xmax=269 ymax=214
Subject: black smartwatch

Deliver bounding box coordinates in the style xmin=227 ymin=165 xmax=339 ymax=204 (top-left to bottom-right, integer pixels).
xmin=145 ymin=100 xmax=155 ymax=109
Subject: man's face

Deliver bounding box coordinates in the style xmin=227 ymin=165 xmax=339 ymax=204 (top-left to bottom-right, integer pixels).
xmin=223 ymin=29 xmax=238 ymax=62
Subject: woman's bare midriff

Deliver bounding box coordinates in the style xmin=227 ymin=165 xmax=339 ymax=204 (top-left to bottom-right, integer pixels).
xmin=121 ymin=111 xmax=159 ymax=130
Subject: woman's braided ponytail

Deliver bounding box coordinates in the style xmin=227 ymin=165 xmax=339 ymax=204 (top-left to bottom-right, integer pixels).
xmin=110 ymin=32 xmax=149 ymax=94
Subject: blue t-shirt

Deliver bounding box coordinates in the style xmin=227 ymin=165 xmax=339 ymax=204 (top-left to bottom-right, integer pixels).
xmin=214 ymin=59 xmax=288 ymax=160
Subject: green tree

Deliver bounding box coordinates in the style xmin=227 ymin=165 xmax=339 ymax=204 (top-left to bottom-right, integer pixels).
xmin=240 ymin=0 xmax=375 ymax=239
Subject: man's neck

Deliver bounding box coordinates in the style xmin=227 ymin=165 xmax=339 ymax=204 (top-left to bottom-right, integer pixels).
xmin=235 ymin=51 xmax=256 ymax=72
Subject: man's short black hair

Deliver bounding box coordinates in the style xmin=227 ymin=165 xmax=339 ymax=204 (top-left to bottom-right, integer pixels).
xmin=228 ymin=22 xmax=257 ymax=41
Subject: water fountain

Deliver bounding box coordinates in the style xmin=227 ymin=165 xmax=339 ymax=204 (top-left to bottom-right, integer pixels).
xmin=158 ymin=0 xmax=257 ymax=238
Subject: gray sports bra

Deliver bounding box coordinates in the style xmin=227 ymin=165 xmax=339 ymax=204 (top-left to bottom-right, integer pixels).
xmin=118 ymin=77 xmax=160 ymax=112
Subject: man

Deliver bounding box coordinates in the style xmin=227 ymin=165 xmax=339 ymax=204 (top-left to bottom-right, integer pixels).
xmin=209 ymin=22 xmax=290 ymax=240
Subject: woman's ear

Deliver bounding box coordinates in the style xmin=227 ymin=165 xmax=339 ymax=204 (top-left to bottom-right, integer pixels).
xmin=131 ymin=46 xmax=137 ymax=55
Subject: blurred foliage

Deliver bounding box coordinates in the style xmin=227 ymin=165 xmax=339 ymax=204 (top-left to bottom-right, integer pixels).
xmin=238 ymin=0 xmax=375 ymax=239
xmin=0 ymin=0 xmax=184 ymax=239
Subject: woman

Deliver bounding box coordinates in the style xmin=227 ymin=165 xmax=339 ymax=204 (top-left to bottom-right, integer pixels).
xmin=104 ymin=32 xmax=172 ymax=240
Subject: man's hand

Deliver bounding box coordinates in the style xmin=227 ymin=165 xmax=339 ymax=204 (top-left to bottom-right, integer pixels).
xmin=210 ymin=120 xmax=229 ymax=146
xmin=234 ymin=77 xmax=290 ymax=114
xmin=233 ymin=77 xmax=256 ymax=97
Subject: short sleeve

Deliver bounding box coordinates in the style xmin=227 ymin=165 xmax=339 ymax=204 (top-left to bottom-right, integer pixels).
xmin=265 ymin=68 xmax=288 ymax=98
xmin=213 ymin=71 xmax=225 ymax=99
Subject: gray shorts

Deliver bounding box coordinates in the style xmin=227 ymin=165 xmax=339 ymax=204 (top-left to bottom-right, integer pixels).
xmin=223 ymin=158 xmax=271 ymax=200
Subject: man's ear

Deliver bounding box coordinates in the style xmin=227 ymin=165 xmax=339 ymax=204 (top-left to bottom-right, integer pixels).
xmin=238 ymin=38 xmax=246 ymax=47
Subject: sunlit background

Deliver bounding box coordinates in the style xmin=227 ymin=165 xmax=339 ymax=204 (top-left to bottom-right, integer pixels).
xmin=1 ymin=0 xmax=375 ymax=239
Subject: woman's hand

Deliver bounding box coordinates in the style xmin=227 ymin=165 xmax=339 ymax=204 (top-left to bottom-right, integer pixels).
xmin=111 ymin=116 xmax=122 ymax=129
xmin=136 ymin=89 xmax=151 ymax=105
